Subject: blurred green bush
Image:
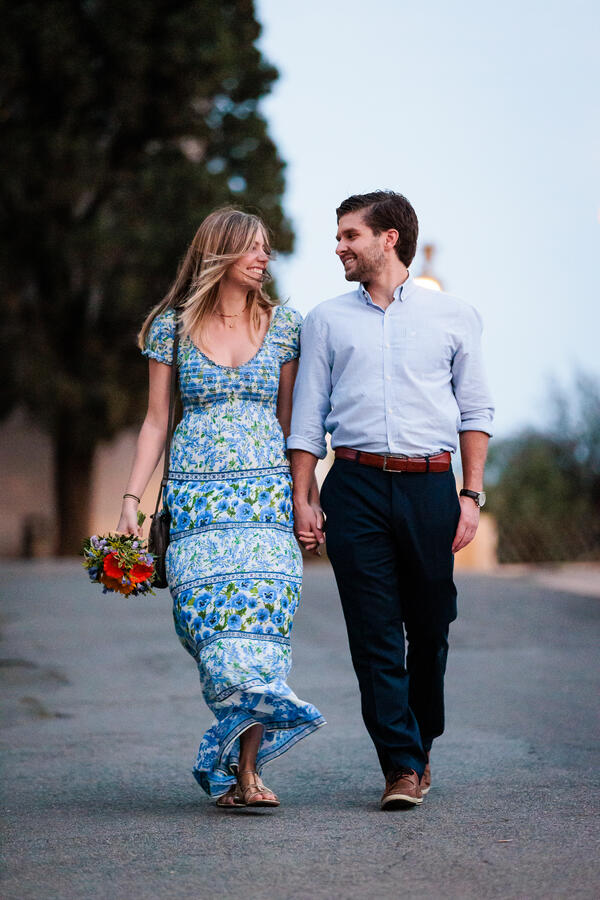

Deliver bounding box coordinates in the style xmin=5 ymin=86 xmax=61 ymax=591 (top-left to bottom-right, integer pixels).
xmin=486 ymin=373 xmax=600 ymax=562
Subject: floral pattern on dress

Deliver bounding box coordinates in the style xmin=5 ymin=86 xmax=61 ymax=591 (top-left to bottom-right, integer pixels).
xmin=142 ymin=305 xmax=325 ymax=797
xmin=166 ymin=473 xmax=293 ymax=535
xmin=173 ymin=575 xmax=299 ymax=649
xmin=191 ymin=634 xmax=323 ymax=795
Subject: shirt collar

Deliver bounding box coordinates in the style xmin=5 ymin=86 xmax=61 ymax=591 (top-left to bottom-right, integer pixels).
xmin=358 ymin=274 xmax=414 ymax=308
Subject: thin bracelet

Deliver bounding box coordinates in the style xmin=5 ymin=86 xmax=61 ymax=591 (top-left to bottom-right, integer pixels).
xmin=122 ymin=493 xmax=141 ymax=503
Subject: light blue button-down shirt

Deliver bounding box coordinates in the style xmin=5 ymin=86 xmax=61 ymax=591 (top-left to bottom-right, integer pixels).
xmin=287 ymin=276 xmax=494 ymax=458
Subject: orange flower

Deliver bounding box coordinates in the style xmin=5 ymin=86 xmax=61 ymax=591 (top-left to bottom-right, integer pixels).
xmin=130 ymin=562 xmax=154 ymax=584
xmin=99 ymin=571 xmax=135 ymax=595
xmin=103 ymin=552 xmax=125 ymax=580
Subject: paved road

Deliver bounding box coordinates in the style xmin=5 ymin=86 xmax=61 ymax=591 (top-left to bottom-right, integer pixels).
xmin=1 ymin=560 xmax=599 ymax=900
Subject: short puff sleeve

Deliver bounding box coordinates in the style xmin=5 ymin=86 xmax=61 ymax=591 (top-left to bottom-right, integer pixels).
xmin=273 ymin=306 xmax=303 ymax=364
xmin=142 ymin=309 xmax=177 ymax=365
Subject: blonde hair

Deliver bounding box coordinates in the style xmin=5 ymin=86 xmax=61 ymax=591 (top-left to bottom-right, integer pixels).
xmin=138 ymin=207 xmax=277 ymax=350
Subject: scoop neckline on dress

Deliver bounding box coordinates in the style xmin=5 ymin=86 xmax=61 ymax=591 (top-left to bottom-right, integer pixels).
xmin=187 ymin=305 xmax=280 ymax=371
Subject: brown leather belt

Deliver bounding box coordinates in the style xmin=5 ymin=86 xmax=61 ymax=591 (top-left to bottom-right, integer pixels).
xmin=334 ymin=447 xmax=451 ymax=473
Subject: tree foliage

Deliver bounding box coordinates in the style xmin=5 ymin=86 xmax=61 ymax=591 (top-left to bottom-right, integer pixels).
xmin=486 ymin=373 xmax=600 ymax=562
xmin=0 ymin=0 xmax=293 ymax=552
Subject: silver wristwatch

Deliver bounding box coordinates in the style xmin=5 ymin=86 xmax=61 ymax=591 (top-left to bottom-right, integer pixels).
xmin=459 ymin=489 xmax=486 ymax=508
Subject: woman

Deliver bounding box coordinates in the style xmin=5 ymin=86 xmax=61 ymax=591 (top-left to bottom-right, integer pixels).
xmin=117 ymin=207 xmax=325 ymax=808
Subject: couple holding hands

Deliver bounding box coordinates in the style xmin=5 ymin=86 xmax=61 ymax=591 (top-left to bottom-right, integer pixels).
xmin=117 ymin=190 xmax=494 ymax=811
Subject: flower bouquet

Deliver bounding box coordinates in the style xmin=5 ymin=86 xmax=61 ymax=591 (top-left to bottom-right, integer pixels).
xmin=82 ymin=513 xmax=156 ymax=596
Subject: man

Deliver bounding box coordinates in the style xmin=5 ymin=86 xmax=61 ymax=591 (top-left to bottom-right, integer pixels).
xmin=288 ymin=191 xmax=494 ymax=809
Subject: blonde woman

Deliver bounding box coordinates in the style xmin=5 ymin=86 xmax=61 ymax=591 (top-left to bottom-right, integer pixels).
xmin=117 ymin=208 xmax=325 ymax=808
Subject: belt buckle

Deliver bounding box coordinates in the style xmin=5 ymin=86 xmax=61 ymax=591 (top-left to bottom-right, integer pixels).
xmin=382 ymin=454 xmax=402 ymax=472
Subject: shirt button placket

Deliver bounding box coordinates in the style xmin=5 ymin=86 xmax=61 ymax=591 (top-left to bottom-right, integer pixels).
xmin=383 ymin=311 xmax=393 ymax=451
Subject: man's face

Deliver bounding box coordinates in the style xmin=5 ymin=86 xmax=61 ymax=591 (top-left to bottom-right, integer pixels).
xmin=335 ymin=211 xmax=385 ymax=282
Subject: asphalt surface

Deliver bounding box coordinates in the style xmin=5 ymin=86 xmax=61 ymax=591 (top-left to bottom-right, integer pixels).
xmin=1 ymin=560 xmax=599 ymax=900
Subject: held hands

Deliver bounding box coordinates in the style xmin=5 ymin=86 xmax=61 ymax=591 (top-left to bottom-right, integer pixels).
xmin=116 ymin=498 xmax=143 ymax=537
xmin=452 ymin=495 xmax=480 ymax=553
xmin=294 ymin=500 xmax=325 ymax=556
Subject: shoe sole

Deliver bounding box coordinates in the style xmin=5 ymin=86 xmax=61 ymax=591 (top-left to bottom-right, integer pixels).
xmin=420 ymin=785 xmax=431 ymax=795
xmin=245 ymin=800 xmax=280 ymax=807
xmin=381 ymin=793 xmax=423 ymax=810
xmin=216 ymin=800 xmax=245 ymax=808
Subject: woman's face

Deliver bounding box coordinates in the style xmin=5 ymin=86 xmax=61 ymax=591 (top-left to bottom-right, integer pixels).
xmin=223 ymin=227 xmax=270 ymax=290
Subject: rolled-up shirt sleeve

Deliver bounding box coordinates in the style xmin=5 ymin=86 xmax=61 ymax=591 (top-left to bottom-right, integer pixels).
xmin=287 ymin=311 xmax=332 ymax=459
xmin=451 ymin=305 xmax=495 ymax=436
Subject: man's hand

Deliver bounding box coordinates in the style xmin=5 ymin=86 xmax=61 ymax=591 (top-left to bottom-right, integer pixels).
xmin=452 ymin=496 xmax=480 ymax=553
xmin=293 ymin=500 xmax=325 ymax=555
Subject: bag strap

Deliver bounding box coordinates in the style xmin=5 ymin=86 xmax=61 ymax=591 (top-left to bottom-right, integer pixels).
xmin=153 ymin=327 xmax=180 ymax=518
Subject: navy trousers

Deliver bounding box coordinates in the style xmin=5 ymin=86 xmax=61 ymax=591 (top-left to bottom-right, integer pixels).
xmin=320 ymin=458 xmax=461 ymax=779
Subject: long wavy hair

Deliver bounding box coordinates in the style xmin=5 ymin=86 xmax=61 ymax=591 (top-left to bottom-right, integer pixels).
xmin=138 ymin=207 xmax=277 ymax=351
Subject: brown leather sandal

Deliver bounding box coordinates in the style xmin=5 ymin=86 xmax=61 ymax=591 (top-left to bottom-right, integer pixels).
xmin=215 ymin=784 xmax=244 ymax=808
xmin=236 ymin=770 xmax=280 ymax=807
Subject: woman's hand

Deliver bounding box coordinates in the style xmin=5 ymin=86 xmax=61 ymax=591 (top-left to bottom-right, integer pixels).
xmin=294 ymin=501 xmax=325 ymax=555
xmin=116 ymin=498 xmax=143 ymax=537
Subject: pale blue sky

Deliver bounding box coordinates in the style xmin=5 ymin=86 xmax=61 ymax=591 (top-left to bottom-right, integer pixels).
xmin=255 ymin=0 xmax=599 ymax=437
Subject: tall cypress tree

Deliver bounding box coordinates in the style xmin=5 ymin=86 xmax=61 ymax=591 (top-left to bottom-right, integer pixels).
xmin=0 ymin=0 xmax=293 ymax=554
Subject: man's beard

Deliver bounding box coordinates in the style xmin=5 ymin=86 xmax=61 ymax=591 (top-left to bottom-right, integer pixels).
xmin=343 ymin=243 xmax=385 ymax=282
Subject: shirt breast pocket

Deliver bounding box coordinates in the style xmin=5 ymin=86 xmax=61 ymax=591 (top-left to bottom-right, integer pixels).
xmin=391 ymin=327 xmax=419 ymax=351
xmin=395 ymin=328 xmax=454 ymax=375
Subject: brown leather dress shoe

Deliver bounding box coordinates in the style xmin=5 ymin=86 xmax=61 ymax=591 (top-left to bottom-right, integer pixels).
xmin=420 ymin=753 xmax=431 ymax=795
xmin=381 ymin=768 xmax=423 ymax=809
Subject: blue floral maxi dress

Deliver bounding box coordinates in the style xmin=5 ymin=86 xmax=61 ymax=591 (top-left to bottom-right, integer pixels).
xmin=143 ymin=306 xmax=325 ymax=797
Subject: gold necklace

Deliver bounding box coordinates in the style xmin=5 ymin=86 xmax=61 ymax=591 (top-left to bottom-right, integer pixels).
xmin=214 ymin=304 xmax=247 ymax=329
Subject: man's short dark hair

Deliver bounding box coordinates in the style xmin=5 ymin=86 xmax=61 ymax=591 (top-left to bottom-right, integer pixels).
xmin=336 ymin=190 xmax=419 ymax=267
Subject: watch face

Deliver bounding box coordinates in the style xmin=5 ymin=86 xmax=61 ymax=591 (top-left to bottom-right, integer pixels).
xmin=478 ymin=491 xmax=486 ymax=508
